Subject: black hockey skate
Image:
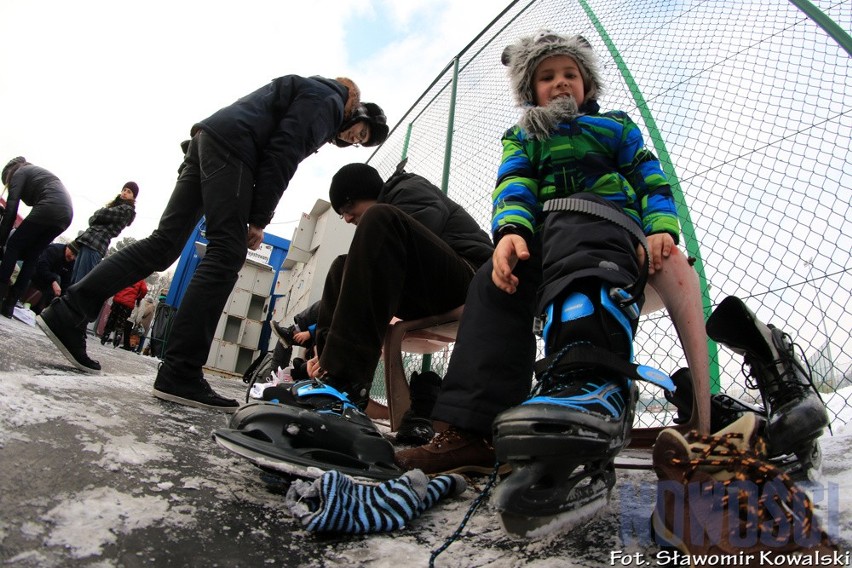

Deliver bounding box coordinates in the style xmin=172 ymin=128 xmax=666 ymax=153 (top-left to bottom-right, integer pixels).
xmin=492 ymin=357 xmax=637 ymax=537
xmin=492 ymin=285 xmax=675 ymax=538
xmin=212 ymin=382 xmax=403 ymax=483
xmin=705 ymin=296 xmax=829 ymax=481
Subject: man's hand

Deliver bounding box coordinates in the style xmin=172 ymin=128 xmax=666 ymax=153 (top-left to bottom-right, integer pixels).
xmin=637 ymin=233 xmax=675 ymax=275
xmin=491 ymin=234 xmax=530 ymax=294
xmin=306 ymin=356 xmax=325 ymax=378
xmin=247 ymin=224 xmax=263 ymax=250
xmin=51 ymin=282 xmax=61 ymax=296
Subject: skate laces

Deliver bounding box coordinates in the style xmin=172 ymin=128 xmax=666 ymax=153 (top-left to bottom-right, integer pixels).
xmin=531 ymin=341 xmax=597 ymax=397
xmin=429 ymin=462 xmax=501 ymax=568
xmin=669 ymin=429 xmax=827 ymax=547
xmin=742 ymin=329 xmax=825 ymax=412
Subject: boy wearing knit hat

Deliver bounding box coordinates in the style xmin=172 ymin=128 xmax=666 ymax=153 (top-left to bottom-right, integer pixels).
xmin=37 ymin=75 xmax=389 ymax=414
xmin=264 ymin=160 xmax=492 ymax=440
xmin=396 ymin=30 xmax=707 ymax=529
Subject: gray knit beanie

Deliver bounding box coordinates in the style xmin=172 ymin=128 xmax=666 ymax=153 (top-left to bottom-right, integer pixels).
xmin=501 ymin=30 xmax=603 ymax=139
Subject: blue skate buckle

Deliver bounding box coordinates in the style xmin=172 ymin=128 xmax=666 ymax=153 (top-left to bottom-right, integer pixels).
xmin=295 ymin=380 xmax=359 ymax=413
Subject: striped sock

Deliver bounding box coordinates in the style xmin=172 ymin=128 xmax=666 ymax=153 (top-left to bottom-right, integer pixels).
xmin=286 ymin=469 xmax=466 ymax=534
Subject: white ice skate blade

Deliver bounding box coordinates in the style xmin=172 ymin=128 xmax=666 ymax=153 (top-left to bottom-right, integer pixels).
xmin=212 ymin=433 xmax=385 ymax=486
xmin=498 ymin=495 xmax=610 ymax=539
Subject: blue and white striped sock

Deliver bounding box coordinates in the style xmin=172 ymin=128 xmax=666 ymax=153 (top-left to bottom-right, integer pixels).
xmin=285 ymin=469 xmax=466 ymax=534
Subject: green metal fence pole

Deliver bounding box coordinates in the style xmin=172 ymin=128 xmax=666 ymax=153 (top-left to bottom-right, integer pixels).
xmin=423 ymin=57 xmax=461 ymax=375
xmin=440 ymin=57 xmax=461 ymax=195
xmin=401 ymin=123 xmax=413 ymax=161
xmin=578 ymin=0 xmax=721 ymax=392
xmin=788 ymin=0 xmax=852 ymax=57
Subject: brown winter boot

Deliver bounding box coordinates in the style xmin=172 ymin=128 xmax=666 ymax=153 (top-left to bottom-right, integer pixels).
xmin=651 ymin=414 xmax=842 ymax=566
xmin=394 ymin=425 xmax=510 ymax=475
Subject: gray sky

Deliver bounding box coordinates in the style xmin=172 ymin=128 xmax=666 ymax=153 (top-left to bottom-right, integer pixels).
xmin=0 ymin=0 xmax=507 ymax=254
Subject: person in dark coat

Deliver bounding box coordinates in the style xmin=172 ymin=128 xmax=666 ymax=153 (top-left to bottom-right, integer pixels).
xmin=293 ymin=161 xmax=494 ymax=409
xmin=70 ymin=182 xmax=138 ymax=284
xmin=29 ymin=241 xmax=79 ymax=314
xmin=37 ymin=74 xmax=389 ymax=414
xmin=0 ymin=157 xmax=74 ymax=317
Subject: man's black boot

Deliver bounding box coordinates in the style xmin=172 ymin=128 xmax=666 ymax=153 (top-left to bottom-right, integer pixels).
xmin=706 ymin=296 xmax=829 ymax=458
xmin=36 ymin=299 xmax=101 ymax=373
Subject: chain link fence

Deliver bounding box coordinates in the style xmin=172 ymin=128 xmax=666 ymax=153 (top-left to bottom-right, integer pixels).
xmin=367 ymin=0 xmax=851 ymax=430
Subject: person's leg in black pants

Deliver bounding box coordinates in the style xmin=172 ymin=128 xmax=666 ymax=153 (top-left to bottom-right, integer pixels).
xmin=315 ymin=204 xmax=474 ymax=404
xmin=395 ymin=239 xmax=542 ymax=474
xmin=431 ymin=239 xmax=542 ymax=437
xmin=40 ymin=132 xmax=253 ymax=412
xmin=1 ymin=220 xmax=64 ymax=316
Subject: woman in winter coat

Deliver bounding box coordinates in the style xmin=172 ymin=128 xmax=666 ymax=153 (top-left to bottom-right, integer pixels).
xmin=0 ymin=157 xmax=74 ymax=317
xmin=70 ymin=182 xmax=138 ymax=284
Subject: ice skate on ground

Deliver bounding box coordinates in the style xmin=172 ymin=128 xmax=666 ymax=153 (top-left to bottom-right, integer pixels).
xmin=212 ymin=400 xmax=404 ymax=483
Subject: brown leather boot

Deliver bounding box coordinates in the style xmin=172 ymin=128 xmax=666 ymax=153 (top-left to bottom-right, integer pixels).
xmin=394 ymin=425 xmax=510 ymax=475
xmin=651 ymin=414 xmax=841 ymax=565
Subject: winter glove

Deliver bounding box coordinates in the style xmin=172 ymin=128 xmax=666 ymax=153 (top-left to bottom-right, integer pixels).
xmin=285 ymin=469 xmax=466 ymax=534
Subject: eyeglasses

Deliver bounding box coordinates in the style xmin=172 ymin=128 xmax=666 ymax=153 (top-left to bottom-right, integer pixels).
xmin=353 ymin=123 xmax=370 ymax=146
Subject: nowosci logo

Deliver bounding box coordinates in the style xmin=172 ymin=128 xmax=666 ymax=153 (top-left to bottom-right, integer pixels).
xmin=616 ymin=479 xmax=840 ymax=548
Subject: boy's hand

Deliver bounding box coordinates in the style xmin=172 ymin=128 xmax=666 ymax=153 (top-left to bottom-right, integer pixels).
xmin=293 ymin=330 xmax=311 ymax=345
xmin=638 ymin=233 xmax=675 ymax=275
xmin=492 ymin=234 xmax=529 ymax=294
xmin=247 ymin=224 xmax=263 ymax=250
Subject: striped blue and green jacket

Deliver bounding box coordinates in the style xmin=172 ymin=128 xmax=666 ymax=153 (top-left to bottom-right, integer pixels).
xmin=492 ymin=109 xmax=680 ymax=243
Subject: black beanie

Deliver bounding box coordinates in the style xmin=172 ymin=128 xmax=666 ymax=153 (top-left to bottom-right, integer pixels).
xmin=67 ymin=240 xmax=81 ymax=255
xmin=329 ymin=163 xmax=384 ymax=214
xmin=123 ymin=181 xmax=139 ymax=198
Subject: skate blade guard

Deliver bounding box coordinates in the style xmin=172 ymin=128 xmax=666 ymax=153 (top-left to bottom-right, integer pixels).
xmin=212 ymin=402 xmax=403 ymax=483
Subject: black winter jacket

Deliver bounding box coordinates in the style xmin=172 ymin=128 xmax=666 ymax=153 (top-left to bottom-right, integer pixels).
xmin=196 ymin=75 xmax=349 ymax=228
xmin=0 ymin=164 xmax=73 ymax=247
xmin=31 ymin=242 xmax=74 ymax=291
xmin=377 ymin=172 xmax=493 ymax=269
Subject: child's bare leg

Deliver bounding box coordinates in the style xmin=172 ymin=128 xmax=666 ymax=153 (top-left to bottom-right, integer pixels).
xmin=644 ymin=248 xmax=711 ymax=434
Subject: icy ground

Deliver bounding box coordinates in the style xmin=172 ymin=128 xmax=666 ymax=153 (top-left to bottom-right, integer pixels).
xmin=1 ymin=314 xmax=850 ymax=567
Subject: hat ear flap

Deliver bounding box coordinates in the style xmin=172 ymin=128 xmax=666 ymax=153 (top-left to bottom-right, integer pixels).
xmin=501 ymin=45 xmax=514 ymax=66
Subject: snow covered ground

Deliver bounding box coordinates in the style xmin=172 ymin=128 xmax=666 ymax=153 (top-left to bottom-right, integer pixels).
xmin=1 ymin=314 xmax=850 ymax=567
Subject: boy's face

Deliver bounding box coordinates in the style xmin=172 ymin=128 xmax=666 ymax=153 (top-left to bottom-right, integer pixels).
xmin=339 ymin=199 xmax=377 ymax=226
xmin=533 ymin=55 xmax=585 ymax=108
